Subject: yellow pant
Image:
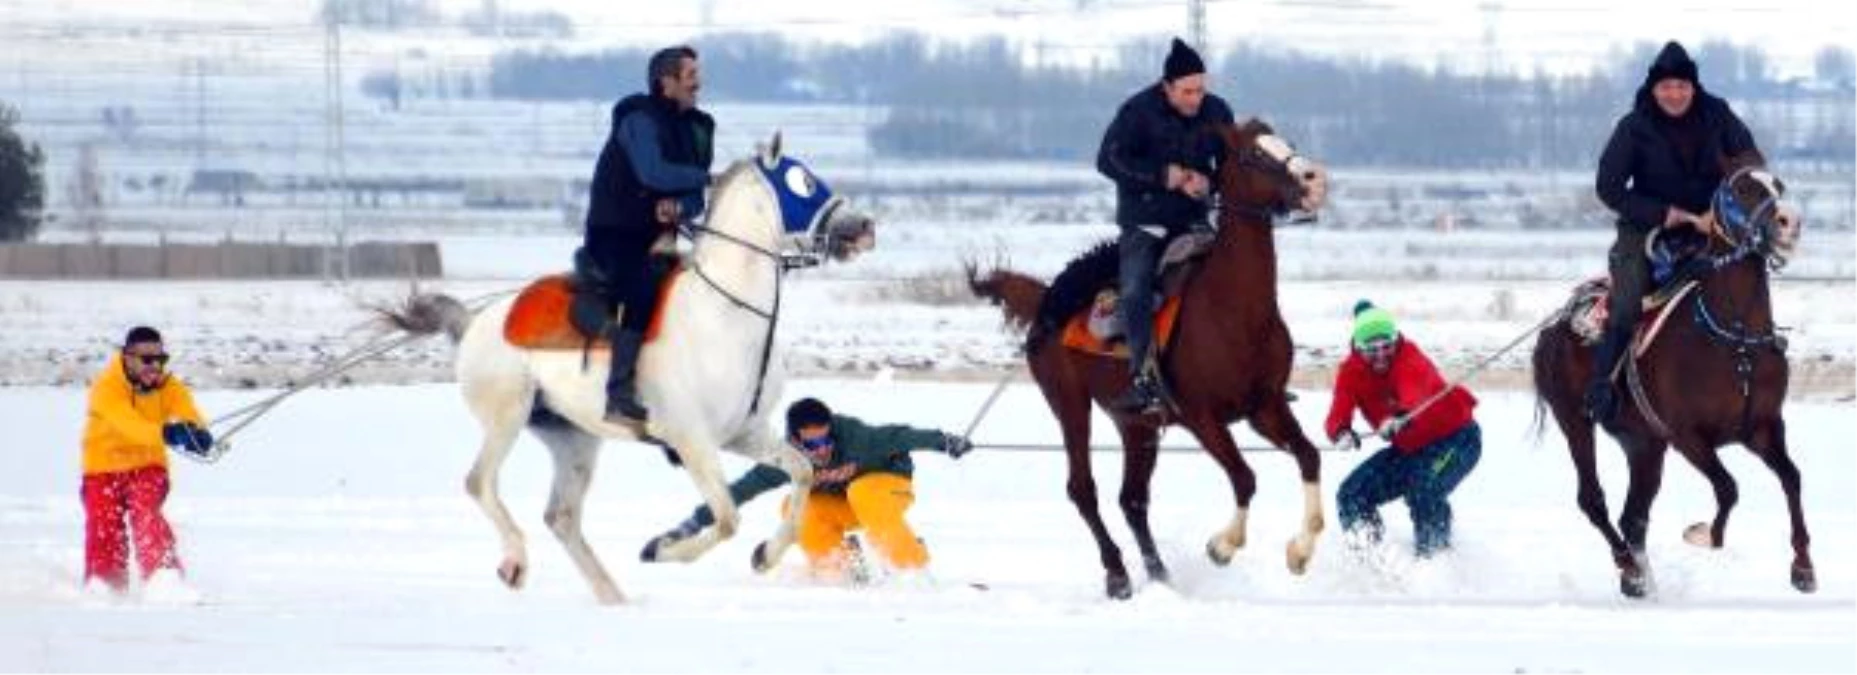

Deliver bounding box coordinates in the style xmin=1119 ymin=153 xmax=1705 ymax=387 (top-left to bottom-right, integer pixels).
xmin=786 ymin=472 xmax=927 ymax=570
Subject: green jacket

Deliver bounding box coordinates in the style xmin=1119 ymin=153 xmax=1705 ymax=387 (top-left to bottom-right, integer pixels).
xmin=686 ymin=414 xmax=954 ymax=527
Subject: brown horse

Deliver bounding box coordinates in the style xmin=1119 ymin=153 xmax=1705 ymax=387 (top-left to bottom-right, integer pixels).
xmin=1531 ymin=150 xmax=1812 ymax=598
xmin=969 ymin=119 xmax=1329 ymax=599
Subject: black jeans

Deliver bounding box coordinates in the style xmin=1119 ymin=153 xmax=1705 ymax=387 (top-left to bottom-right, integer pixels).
xmin=1605 ymin=225 xmax=1651 ymax=340
xmin=1594 ymin=223 xmax=1651 ymax=387
xmin=583 ymin=229 xmax=660 ymax=332
xmin=1118 ymin=225 xmax=1165 ymax=369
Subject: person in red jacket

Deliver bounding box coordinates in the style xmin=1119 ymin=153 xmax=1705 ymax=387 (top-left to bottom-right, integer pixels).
xmin=1324 ymin=300 xmax=1481 ymax=557
xmin=81 ymin=326 xmax=213 ymax=593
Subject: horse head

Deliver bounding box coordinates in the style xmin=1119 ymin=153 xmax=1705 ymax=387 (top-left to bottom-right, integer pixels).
xmin=1212 ymin=118 xmax=1328 ymax=221
xmin=742 ymin=131 xmax=877 ymax=265
xmin=1710 ymin=149 xmax=1801 ymax=268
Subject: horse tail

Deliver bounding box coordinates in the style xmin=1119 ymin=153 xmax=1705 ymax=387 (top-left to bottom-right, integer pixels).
xmin=373 ymin=291 xmax=473 ymax=345
xmin=965 ymin=260 xmax=1048 ymax=351
xmin=1528 ymin=314 xmax=1567 ymax=441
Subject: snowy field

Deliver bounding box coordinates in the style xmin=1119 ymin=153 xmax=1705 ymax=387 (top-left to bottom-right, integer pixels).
xmin=2 ymin=379 xmax=1853 ymax=672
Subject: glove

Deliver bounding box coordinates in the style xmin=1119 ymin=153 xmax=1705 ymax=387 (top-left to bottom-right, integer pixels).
xmin=1375 ymin=415 xmax=1408 ymax=441
xmin=161 ymin=422 xmax=190 ymax=447
xmin=942 ymin=434 xmax=974 ymax=459
xmin=1332 ymin=428 xmax=1361 ymax=452
xmin=166 ymin=423 xmax=214 ymax=457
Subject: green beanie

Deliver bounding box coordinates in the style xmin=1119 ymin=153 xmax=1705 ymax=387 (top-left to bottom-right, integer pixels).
xmin=1351 ymin=301 xmax=1397 ymax=348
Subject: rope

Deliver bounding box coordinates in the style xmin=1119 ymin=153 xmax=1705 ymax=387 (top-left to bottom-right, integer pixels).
xmin=1395 ymin=304 xmax=1567 ymax=426
xmin=960 ymin=366 xmax=1020 ymax=440
xmin=188 ymin=284 xmax=521 ymax=462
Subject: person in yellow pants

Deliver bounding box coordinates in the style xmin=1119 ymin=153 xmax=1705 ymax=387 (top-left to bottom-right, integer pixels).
xmin=644 ymin=397 xmax=974 ymax=575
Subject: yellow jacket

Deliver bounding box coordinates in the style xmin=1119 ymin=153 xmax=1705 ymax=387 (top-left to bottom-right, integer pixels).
xmin=81 ymin=354 xmax=205 ymax=475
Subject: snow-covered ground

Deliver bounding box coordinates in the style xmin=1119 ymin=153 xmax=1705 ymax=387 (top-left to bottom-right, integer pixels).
xmin=2 ymin=380 xmax=1852 ymax=672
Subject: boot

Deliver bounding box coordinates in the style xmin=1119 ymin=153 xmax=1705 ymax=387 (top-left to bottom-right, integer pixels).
xmin=1110 ymin=356 xmax=1162 ymax=413
xmin=1584 ymin=323 xmax=1628 ymax=424
xmin=604 ymin=326 xmax=650 ymax=424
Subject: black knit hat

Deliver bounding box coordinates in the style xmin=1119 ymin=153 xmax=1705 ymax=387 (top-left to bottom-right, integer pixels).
xmin=786 ymin=397 xmax=833 ymax=438
xmin=1645 ymin=40 xmax=1699 ymax=87
xmin=123 ymin=325 xmax=162 ymax=347
xmin=1163 ymin=37 xmax=1205 ymax=82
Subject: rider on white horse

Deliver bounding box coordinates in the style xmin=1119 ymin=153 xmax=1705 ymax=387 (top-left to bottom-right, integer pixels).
xmin=581 ymin=44 xmax=714 ymax=424
xmin=382 ymin=133 xmax=877 ymax=604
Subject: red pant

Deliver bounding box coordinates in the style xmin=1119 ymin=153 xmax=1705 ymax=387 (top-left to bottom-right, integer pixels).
xmin=82 ymin=466 xmax=182 ymax=589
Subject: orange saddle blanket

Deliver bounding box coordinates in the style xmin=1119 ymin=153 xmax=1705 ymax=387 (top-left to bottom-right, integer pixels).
xmin=1061 ymin=296 xmax=1182 ymax=358
xmin=503 ymin=269 xmax=682 ymax=351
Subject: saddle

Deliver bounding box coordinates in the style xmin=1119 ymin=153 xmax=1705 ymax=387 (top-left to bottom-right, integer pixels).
xmin=1062 ymin=231 xmax=1214 ymax=358
xmin=1566 ymin=227 xmax=1714 ymax=352
xmin=503 ymin=252 xmax=682 ymax=351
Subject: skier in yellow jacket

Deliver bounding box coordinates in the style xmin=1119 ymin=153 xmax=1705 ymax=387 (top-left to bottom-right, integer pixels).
xmin=80 ymin=326 xmax=213 ymax=592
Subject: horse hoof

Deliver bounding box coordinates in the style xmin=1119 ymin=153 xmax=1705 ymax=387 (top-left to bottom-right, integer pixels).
xmin=497 ymin=560 xmax=527 ymax=590
xmin=1792 ymin=566 xmax=1818 ymax=594
xmin=1143 ymin=557 xmax=1170 ymax=584
xmin=1206 ymin=540 xmax=1234 ymax=567
xmin=1682 ymin=522 xmax=1716 ymax=548
xmin=751 ymin=542 xmax=773 ymax=573
xmin=1285 ymin=540 xmax=1312 ymax=576
xmin=1619 ymin=572 xmax=1650 ymax=599
xmin=1106 ymin=573 xmax=1133 ymax=600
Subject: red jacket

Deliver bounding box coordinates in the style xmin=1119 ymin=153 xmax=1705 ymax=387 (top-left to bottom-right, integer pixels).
xmin=1324 ymin=337 xmax=1476 ymax=455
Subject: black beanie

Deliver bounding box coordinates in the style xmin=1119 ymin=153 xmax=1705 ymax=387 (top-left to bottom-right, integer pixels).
xmin=786 ymin=398 xmax=833 ymax=438
xmin=123 ymin=325 xmax=162 ymax=347
xmin=1645 ymin=40 xmax=1699 ymax=87
xmin=1163 ymin=37 xmax=1205 ymax=82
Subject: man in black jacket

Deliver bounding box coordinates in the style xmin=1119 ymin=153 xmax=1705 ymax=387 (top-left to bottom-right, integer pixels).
xmin=1587 ymin=40 xmax=1761 ymax=424
xmin=1096 ymin=38 xmax=1235 ymax=413
xmin=581 ymin=45 xmax=715 ymax=424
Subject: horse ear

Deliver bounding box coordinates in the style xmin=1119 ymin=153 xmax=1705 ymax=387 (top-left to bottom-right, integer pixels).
xmin=1719 ymin=148 xmax=1767 ymax=174
xmin=757 ymin=131 xmax=784 ymax=170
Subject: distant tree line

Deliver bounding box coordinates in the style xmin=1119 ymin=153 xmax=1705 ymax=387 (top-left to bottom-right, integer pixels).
xmin=470 ymin=32 xmax=1854 ymax=169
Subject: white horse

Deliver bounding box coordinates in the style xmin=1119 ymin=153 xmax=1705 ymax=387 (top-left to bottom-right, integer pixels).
xmin=383 ymin=134 xmax=876 ymax=604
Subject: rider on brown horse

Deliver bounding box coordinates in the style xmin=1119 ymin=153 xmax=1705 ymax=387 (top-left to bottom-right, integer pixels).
xmin=580 ymin=45 xmax=715 ymax=424
xmin=1588 ymin=40 xmax=1762 ymax=424
xmin=1095 ymin=37 xmax=1234 ymax=413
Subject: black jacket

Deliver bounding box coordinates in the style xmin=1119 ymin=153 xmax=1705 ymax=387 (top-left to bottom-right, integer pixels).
xmin=1097 ymin=83 xmax=1235 ymax=230
xmin=584 ymin=93 xmax=715 ymax=256
xmin=1595 ymin=48 xmax=1758 ymax=233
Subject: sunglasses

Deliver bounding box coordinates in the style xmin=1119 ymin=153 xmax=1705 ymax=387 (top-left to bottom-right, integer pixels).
xmin=798 ymin=435 xmax=834 ymax=451
xmin=1356 ymin=338 xmax=1395 ymax=359
xmin=126 ymin=352 xmax=170 ymax=367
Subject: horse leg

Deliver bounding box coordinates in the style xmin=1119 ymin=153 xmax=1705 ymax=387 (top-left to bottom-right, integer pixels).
xmin=1671 ymin=442 xmax=1737 ymax=549
xmin=750 ymin=438 xmax=816 ymax=573
xmin=1113 ymin=421 xmax=1167 ymax=584
xmin=1246 ymin=396 xmax=1326 ymax=575
xmin=1180 ymin=415 xmax=1256 ymax=569
xmin=463 ymin=389 xmax=533 ymax=591
xmin=1557 ymin=407 xmax=1634 ymax=590
xmin=532 ymin=424 xmax=624 ymax=605
xmin=649 ymin=433 xmax=742 ymax=563
xmin=1745 ymin=418 xmax=1815 ymax=593
xmin=1041 ymin=373 xmax=1128 ymax=599
xmin=1615 ymin=434 xmax=1669 ymax=599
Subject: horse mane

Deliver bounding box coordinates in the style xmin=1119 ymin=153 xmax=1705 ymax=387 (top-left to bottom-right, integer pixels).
xmin=711 ymin=158 xmax=761 ymax=197
xmin=1028 ymin=239 xmax=1121 ymax=352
